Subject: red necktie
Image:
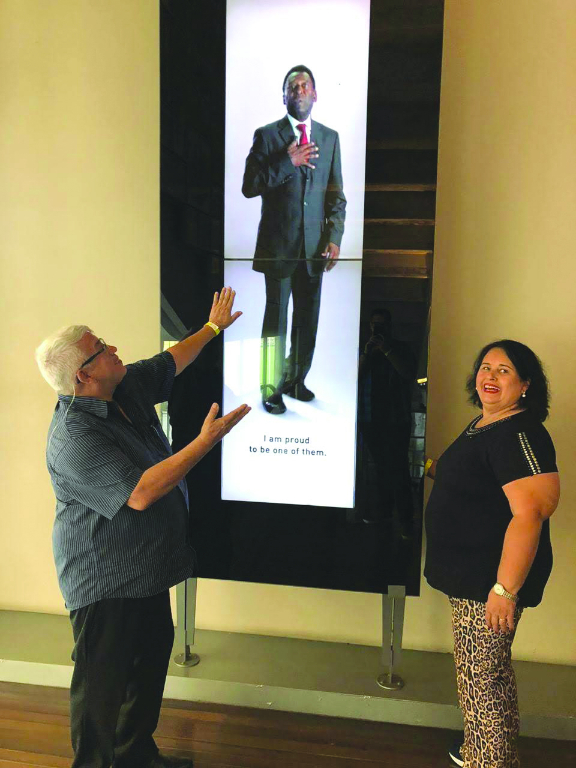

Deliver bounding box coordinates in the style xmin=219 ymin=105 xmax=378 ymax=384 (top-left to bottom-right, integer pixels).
xmin=297 ymin=123 xmax=308 ymax=145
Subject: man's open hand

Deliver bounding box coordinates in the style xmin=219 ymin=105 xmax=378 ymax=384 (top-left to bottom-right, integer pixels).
xmin=287 ymin=139 xmax=319 ymax=169
xmin=209 ymin=287 xmax=242 ymax=330
xmin=200 ymin=402 xmax=251 ymax=449
xmin=321 ymin=242 xmax=340 ymax=271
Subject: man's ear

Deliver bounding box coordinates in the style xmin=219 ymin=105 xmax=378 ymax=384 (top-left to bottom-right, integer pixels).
xmin=76 ymin=368 xmax=90 ymax=386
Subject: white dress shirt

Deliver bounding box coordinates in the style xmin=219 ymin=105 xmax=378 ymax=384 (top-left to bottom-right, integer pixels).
xmin=287 ymin=112 xmax=312 ymax=144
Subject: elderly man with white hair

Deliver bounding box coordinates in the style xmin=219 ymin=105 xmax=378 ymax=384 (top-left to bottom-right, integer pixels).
xmin=35 ymin=288 xmax=249 ymax=768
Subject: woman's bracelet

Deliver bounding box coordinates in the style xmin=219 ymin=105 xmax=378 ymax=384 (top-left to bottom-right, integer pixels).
xmin=424 ymin=458 xmax=434 ymax=477
xmin=204 ymin=321 xmax=220 ymax=336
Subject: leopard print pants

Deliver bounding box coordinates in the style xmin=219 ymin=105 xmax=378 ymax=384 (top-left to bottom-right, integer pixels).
xmin=450 ymin=597 xmax=524 ymax=768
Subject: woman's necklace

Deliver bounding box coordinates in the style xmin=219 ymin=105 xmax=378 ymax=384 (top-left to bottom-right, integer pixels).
xmin=476 ymin=406 xmax=524 ymax=428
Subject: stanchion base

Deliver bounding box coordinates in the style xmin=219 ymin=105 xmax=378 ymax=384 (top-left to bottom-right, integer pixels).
xmin=377 ymin=672 xmax=404 ymax=690
xmin=174 ymin=652 xmax=200 ymax=668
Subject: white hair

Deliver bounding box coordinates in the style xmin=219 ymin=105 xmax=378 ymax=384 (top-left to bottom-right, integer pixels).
xmin=35 ymin=325 xmax=93 ymax=395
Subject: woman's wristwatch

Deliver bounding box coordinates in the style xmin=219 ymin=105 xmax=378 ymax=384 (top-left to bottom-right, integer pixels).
xmin=492 ymin=582 xmax=518 ymax=602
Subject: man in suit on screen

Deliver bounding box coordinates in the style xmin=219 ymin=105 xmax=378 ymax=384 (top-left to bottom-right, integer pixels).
xmin=242 ymin=65 xmax=346 ymax=414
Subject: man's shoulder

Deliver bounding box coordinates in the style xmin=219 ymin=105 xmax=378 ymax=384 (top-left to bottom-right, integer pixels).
xmin=120 ymin=350 xmax=175 ymax=407
xmin=255 ymin=117 xmax=290 ymax=135
xmin=52 ymin=406 xmax=109 ymax=442
xmin=311 ymin=120 xmax=339 ymax=139
xmin=123 ymin=351 xmax=173 ymax=387
xmin=254 ymin=117 xmax=339 ymax=140
xmin=47 ymin=407 xmax=111 ymax=475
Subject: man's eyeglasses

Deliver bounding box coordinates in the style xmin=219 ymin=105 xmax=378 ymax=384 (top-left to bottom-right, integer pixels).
xmin=79 ymin=339 xmax=108 ymax=369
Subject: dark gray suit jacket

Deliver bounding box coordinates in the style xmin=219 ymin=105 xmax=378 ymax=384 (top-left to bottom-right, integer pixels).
xmin=242 ymin=116 xmax=346 ymax=278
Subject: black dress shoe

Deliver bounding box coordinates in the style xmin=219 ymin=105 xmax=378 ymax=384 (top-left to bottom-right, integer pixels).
xmin=262 ymin=391 xmax=286 ymax=414
xmin=146 ymin=754 xmax=194 ymax=768
xmin=285 ymin=383 xmax=315 ymax=402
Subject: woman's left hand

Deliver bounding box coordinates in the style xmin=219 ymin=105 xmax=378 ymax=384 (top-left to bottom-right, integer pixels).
xmin=485 ymin=591 xmax=516 ymax=633
xmin=209 ymin=287 xmax=242 ymax=330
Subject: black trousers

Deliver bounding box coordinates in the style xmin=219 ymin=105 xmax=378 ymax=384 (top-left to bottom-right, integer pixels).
xmin=261 ymin=259 xmax=323 ymax=394
xmin=69 ymin=590 xmax=174 ymax=768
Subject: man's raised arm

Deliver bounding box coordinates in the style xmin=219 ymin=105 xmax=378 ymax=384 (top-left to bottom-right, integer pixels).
xmin=168 ymin=287 xmax=242 ymax=375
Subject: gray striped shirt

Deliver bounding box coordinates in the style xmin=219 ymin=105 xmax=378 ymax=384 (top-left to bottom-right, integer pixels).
xmin=46 ymin=351 xmax=195 ymax=610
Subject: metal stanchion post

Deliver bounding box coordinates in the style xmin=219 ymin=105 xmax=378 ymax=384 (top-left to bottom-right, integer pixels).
xmin=377 ymin=585 xmax=406 ymax=690
xmin=174 ymin=577 xmax=200 ymax=667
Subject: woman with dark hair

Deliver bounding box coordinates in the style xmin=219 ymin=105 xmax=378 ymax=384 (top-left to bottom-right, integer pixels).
xmin=424 ymin=340 xmax=560 ymax=768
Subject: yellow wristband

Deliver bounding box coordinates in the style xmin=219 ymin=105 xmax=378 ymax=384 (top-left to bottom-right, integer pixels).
xmin=424 ymin=458 xmax=433 ymax=477
xmin=205 ymin=321 xmax=220 ymax=336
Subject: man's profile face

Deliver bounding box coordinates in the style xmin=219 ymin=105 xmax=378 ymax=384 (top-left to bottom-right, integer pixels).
xmin=79 ymin=332 xmax=127 ymax=388
xmin=283 ymin=71 xmax=317 ymax=122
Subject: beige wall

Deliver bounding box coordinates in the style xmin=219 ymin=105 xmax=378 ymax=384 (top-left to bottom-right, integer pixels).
xmin=1 ymin=1 xmax=574 ymax=666
xmin=0 ymin=0 xmax=160 ymax=610
xmin=425 ymin=0 xmax=576 ymax=664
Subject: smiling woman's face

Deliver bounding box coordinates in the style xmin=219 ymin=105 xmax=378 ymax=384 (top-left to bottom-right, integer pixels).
xmin=475 ymin=347 xmax=528 ymax=413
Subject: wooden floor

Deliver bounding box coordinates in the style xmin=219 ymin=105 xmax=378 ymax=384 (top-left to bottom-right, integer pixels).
xmin=0 ymin=682 xmax=574 ymax=767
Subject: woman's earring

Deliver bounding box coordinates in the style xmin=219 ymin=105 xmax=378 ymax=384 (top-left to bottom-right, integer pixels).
xmin=521 ymin=391 xmax=526 ymax=398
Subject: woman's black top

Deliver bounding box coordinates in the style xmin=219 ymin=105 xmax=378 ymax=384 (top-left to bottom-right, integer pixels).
xmin=424 ymin=410 xmax=557 ymax=607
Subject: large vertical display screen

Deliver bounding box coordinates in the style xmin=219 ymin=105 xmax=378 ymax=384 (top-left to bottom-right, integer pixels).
xmin=222 ymin=0 xmax=371 ymax=508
